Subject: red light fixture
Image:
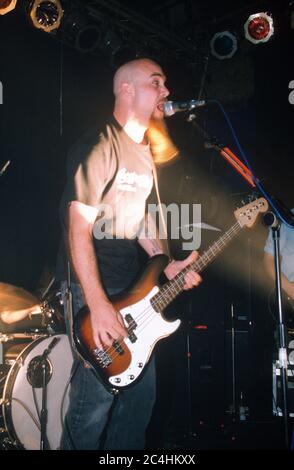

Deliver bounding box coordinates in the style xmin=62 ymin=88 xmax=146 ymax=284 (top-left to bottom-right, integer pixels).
xmin=244 ymin=12 xmax=274 ymax=44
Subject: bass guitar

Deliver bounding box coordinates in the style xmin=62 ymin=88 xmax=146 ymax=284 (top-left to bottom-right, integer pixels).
xmin=73 ymin=197 xmax=268 ymax=390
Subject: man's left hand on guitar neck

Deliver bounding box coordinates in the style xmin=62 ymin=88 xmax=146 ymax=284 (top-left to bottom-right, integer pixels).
xmin=164 ymin=251 xmax=202 ymax=290
xmin=137 ymin=216 xmax=201 ymax=291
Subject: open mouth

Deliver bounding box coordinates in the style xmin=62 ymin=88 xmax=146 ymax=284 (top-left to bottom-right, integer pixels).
xmin=157 ymin=102 xmax=165 ymax=112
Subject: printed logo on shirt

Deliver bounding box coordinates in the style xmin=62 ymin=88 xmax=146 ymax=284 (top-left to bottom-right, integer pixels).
xmin=116 ymin=168 xmax=152 ymax=192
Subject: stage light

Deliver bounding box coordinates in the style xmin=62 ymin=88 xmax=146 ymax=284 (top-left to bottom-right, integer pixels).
xmin=0 ymin=0 xmax=17 ymax=15
xmin=244 ymin=12 xmax=274 ymax=44
xmin=29 ymin=0 xmax=63 ymax=33
xmin=210 ymin=31 xmax=237 ymax=60
xmin=75 ymin=25 xmax=101 ymax=53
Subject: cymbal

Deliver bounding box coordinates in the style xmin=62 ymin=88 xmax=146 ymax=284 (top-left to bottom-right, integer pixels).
xmin=0 ymin=283 xmax=41 ymax=324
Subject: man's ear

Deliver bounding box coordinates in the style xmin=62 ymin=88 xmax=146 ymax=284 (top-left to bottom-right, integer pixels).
xmin=121 ymin=82 xmax=134 ymax=96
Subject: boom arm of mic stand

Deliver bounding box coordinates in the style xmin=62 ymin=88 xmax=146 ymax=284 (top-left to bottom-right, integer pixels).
xmin=187 ymin=115 xmax=256 ymax=187
xmin=218 ymin=146 xmax=256 ymax=188
xmin=188 ymin=115 xmax=294 ymax=227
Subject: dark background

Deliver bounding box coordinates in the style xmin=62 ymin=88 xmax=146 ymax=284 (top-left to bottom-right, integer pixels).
xmin=0 ymin=0 xmax=294 ymax=449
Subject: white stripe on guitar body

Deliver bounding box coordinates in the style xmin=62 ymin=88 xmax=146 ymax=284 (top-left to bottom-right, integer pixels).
xmin=109 ymin=286 xmax=180 ymax=387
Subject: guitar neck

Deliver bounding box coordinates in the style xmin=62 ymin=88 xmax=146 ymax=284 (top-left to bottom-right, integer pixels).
xmin=151 ymin=220 xmax=243 ymax=311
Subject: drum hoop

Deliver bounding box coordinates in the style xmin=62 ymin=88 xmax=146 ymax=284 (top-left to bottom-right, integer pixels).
xmin=2 ymin=335 xmax=49 ymax=446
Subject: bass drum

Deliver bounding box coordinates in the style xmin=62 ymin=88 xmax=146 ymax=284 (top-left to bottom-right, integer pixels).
xmin=2 ymin=334 xmax=73 ymax=450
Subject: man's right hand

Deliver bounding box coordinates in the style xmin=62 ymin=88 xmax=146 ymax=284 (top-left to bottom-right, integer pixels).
xmin=90 ymin=299 xmax=128 ymax=348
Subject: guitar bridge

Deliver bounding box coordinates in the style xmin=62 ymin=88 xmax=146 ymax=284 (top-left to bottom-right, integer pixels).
xmin=93 ymin=348 xmax=112 ymax=368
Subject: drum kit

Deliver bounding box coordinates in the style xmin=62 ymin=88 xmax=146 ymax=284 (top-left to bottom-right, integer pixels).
xmin=0 ymin=282 xmax=73 ymax=450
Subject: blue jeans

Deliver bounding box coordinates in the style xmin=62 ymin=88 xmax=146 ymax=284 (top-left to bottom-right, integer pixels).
xmin=60 ymin=282 xmax=156 ymax=450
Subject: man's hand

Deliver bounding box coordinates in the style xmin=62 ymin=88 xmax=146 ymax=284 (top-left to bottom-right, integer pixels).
xmin=164 ymin=251 xmax=202 ymax=290
xmin=90 ymin=299 xmax=128 ymax=348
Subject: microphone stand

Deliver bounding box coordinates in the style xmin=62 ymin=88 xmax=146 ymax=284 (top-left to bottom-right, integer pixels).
xmin=27 ymin=337 xmax=60 ymax=450
xmin=187 ymin=114 xmax=292 ymax=448
xmin=39 ymin=337 xmax=60 ymax=450
xmin=40 ymin=349 xmax=49 ymax=451
xmin=268 ymin=221 xmax=289 ymax=448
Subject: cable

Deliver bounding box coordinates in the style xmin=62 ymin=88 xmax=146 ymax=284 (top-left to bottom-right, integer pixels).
xmin=208 ymin=99 xmax=294 ymax=229
xmin=60 ymin=361 xmax=80 ymax=450
xmin=10 ymin=397 xmax=40 ymax=430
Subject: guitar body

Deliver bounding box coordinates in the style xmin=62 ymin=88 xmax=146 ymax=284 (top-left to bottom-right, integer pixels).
xmin=73 ymin=254 xmax=181 ymax=389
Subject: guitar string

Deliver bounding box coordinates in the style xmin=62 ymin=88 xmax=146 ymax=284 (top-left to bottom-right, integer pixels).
xmin=94 ymin=202 xmax=264 ymax=362
xmin=100 ymin=223 xmax=242 ymax=365
xmin=104 ymin=204 xmax=265 ymax=367
xmin=99 ymin=222 xmax=242 ymax=365
xmin=101 ymin=223 xmax=242 ymax=364
xmin=120 ymin=223 xmax=241 ymax=336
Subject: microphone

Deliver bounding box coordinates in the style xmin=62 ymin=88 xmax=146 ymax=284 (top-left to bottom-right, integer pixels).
xmin=163 ymin=99 xmax=206 ymax=117
xmin=26 ymin=337 xmax=61 ymax=388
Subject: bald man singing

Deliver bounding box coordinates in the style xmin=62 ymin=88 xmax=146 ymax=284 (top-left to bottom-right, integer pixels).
xmin=58 ymin=58 xmax=201 ymax=450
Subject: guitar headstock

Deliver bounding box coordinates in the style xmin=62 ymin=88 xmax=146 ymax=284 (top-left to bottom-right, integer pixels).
xmin=234 ymin=197 xmax=269 ymax=228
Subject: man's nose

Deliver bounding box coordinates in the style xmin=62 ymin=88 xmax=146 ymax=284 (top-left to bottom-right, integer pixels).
xmin=161 ymin=85 xmax=169 ymax=98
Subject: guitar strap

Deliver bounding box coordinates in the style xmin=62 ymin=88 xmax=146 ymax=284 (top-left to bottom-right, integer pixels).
xmin=150 ymin=158 xmax=172 ymax=261
xmin=66 ymin=260 xmax=76 ymax=351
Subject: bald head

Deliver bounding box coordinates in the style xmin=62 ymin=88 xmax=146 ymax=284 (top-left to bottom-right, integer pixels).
xmin=113 ymin=58 xmax=162 ymax=97
xmin=112 ymin=57 xmax=169 ymax=130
